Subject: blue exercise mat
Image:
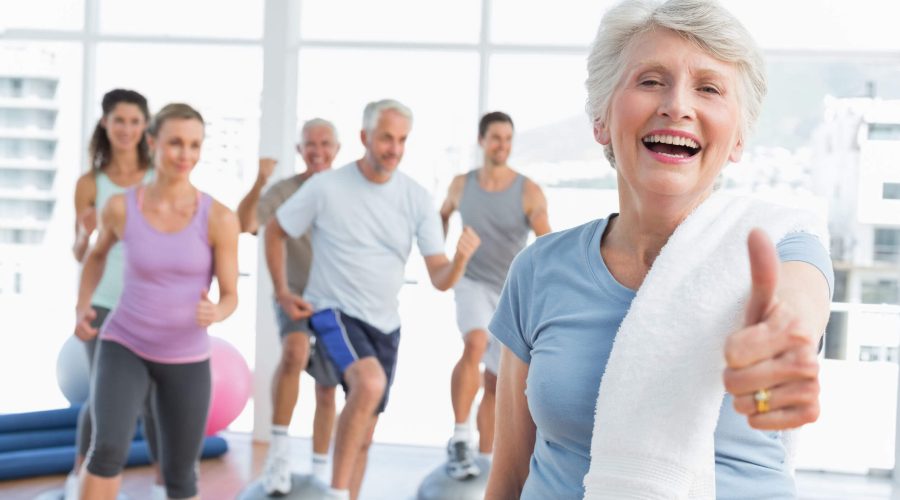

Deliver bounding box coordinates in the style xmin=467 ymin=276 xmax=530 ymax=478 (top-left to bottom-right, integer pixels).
xmin=0 ymin=435 xmax=228 ymax=481
xmin=0 ymin=406 xmax=83 ymax=433
xmin=0 ymin=426 xmax=148 ymax=453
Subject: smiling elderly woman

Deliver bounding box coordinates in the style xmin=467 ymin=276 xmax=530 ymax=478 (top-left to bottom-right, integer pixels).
xmin=484 ymin=1 xmax=834 ymax=499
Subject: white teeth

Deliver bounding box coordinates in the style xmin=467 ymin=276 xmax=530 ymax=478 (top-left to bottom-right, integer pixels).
xmin=642 ymin=134 xmax=699 ymax=149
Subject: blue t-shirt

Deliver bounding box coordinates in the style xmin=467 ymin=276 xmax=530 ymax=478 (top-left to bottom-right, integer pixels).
xmin=489 ymin=216 xmax=834 ymax=500
xmin=276 ymin=162 xmax=444 ymax=332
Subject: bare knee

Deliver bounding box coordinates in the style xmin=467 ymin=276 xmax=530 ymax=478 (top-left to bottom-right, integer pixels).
xmin=347 ymin=360 xmax=386 ymax=405
xmin=280 ymin=334 xmax=311 ymax=374
xmin=462 ymin=330 xmax=489 ymax=363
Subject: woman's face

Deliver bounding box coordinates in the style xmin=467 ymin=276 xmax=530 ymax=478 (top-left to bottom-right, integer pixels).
xmin=149 ymin=118 xmax=204 ymax=180
xmin=596 ymin=28 xmax=744 ymax=203
xmin=102 ymin=103 xmax=147 ymax=152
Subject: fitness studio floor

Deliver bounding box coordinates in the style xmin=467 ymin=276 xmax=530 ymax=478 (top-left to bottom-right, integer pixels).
xmin=0 ymin=433 xmax=898 ymax=499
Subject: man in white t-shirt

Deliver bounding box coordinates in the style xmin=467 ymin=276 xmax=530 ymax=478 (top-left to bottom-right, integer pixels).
xmin=265 ymin=99 xmax=480 ymax=500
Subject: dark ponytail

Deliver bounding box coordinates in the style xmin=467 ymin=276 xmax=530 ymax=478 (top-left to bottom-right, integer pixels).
xmin=88 ymin=89 xmax=151 ymax=172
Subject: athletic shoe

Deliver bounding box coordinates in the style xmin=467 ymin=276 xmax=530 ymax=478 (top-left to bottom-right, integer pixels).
xmin=63 ymin=472 xmax=79 ymax=500
xmin=446 ymin=439 xmax=480 ymax=480
xmin=262 ymin=455 xmax=292 ymax=496
xmin=151 ymin=484 xmax=167 ymax=500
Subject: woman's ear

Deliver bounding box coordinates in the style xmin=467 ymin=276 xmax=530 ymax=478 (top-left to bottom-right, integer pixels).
xmin=728 ymin=135 xmax=744 ymax=163
xmin=594 ymin=119 xmax=610 ymax=145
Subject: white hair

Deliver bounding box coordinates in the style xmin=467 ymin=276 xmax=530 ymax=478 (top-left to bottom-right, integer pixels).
xmin=300 ymin=117 xmax=339 ymax=144
xmin=362 ymin=99 xmax=413 ymax=134
xmin=585 ymin=0 xmax=766 ymax=165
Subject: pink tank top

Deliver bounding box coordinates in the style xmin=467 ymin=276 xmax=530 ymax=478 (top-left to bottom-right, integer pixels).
xmin=101 ymin=187 xmax=214 ymax=363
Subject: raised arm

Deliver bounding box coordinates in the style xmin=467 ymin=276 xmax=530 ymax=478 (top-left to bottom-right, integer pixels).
xmin=485 ymin=347 xmax=536 ymax=499
xmin=523 ymin=178 xmax=551 ymax=237
xmin=72 ymin=172 xmax=97 ymax=261
xmin=423 ymin=226 xmax=480 ymax=291
xmin=197 ymin=201 xmax=241 ymax=326
xmin=439 ymin=175 xmax=465 ymax=237
xmin=236 ymin=157 xmax=277 ymax=234
xmin=724 ymin=229 xmax=831 ymax=430
xmin=74 ymin=194 xmax=124 ymax=340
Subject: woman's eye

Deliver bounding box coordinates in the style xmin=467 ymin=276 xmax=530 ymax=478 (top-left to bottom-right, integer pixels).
xmin=699 ymin=85 xmax=721 ymax=94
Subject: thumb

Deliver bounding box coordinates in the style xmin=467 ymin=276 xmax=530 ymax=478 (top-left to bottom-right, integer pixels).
xmin=745 ymin=228 xmax=779 ymax=326
xmin=200 ymin=289 xmax=210 ymax=302
xmin=87 ymin=308 xmax=96 ymax=320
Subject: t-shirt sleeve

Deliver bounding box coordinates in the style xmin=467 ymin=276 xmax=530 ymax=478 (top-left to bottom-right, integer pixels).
xmin=489 ymin=248 xmax=535 ymax=363
xmin=276 ymin=177 xmax=320 ymax=239
xmin=776 ymin=231 xmax=835 ymax=299
xmin=414 ymin=188 xmax=445 ymax=257
xmin=257 ymin=180 xmax=286 ymax=226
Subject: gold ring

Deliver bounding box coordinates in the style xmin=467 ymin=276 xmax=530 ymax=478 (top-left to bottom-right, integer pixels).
xmin=754 ymin=388 xmax=771 ymax=413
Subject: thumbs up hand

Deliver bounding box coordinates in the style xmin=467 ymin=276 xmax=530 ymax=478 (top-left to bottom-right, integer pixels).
xmin=723 ymin=229 xmax=821 ymax=430
xmin=196 ymin=289 xmax=219 ymax=327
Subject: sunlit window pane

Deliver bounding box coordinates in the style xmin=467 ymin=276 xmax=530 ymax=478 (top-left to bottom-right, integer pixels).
xmin=491 ymin=0 xmax=612 ymax=46
xmin=0 ymin=42 xmax=82 ymax=412
xmin=99 ymin=0 xmax=263 ymax=39
xmin=300 ymin=0 xmax=481 ymax=44
xmin=1 ymin=0 xmax=84 ymax=31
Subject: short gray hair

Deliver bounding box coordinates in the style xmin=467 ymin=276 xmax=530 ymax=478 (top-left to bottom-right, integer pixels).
xmin=300 ymin=117 xmax=339 ymax=144
xmin=585 ymin=0 xmax=766 ymax=163
xmin=362 ymin=99 xmax=413 ymax=134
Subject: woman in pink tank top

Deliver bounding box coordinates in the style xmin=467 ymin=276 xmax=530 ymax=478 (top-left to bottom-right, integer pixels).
xmin=74 ymin=103 xmax=239 ymax=500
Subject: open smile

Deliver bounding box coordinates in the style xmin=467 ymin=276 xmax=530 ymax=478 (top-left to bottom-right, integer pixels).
xmin=641 ymin=132 xmax=702 ymax=160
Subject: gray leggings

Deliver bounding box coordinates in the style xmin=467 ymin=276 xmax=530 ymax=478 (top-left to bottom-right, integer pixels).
xmin=77 ymin=306 xmax=159 ymax=461
xmin=87 ymin=340 xmax=211 ymax=499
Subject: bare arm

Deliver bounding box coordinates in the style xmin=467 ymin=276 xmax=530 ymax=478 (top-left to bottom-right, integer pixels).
xmin=72 ymin=172 xmax=97 ymax=261
xmin=264 ymin=217 xmax=313 ymax=319
xmin=197 ymin=201 xmax=241 ymax=326
xmin=523 ymin=178 xmax=551 ymax=237
xmin=236 ymin=158 xmax=276 ymax=234
xmin=423 ymin=226 xmax=480 ymax=291
xmin=439 ymin=175 xmax=465 ymax=237
xmin=74 ymin=195 xmax=124 ymax=339
xmin=485 ymin=347 xmax=536 ymax=499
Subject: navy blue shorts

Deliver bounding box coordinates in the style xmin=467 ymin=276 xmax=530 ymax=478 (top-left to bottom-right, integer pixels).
xmin=310 ymin=309 xmax=400 ymax=414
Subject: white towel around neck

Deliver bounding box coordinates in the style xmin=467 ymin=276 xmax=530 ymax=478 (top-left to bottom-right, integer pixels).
xmin=583 ymin=192 xmax=827 ymax=499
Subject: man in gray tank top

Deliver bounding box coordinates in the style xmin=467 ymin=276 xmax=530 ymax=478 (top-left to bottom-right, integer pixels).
xmin=439 ymin=111 xmax=551 ymax=479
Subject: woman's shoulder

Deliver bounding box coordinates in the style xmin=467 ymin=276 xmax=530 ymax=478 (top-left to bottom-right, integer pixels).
xmin=206 ymin=196 xmax=240 ymax=240
xmin=512 ymin=218 xmax=605 ymax=273
xmin=531 ymin=218 xmax=604 ymax=254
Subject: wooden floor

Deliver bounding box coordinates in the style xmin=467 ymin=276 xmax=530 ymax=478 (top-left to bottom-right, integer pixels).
xmin=0 ymin=433 xmax=267 ymax=500
xmin=4 ymin=433 xmax=900 ymax=499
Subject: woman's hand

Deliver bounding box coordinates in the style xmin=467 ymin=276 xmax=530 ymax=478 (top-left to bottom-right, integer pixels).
xmin=74 ymin=305 xmax=99 ymax=341
xmin=196 ymin=289 xmax=222 ymax=327
xmin=723 ymin=229 xmax=821 ymax=430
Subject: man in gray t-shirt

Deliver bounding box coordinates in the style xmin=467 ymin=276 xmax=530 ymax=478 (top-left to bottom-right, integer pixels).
xmin=236 ymin=118 xmax=341 ymax=495
xmin=266 ymin=99 xmax=481 ymax=500
xmin=439 ymin=111 xmax=550 ymax=480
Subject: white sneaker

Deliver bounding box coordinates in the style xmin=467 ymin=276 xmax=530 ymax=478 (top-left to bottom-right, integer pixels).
xmin=151 ymin=483 xmax=167 ymax=500
xmin=63 ymin=472 xmax=79 ymax=500
xmin=446 ymin=439 xmax=480 ymax=480
xmin=262 ymin=455 xmax=292 ymax=496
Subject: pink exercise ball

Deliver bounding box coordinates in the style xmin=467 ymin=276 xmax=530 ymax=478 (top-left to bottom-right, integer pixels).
xmin=206 ymin=336 xmax=252 ymax=435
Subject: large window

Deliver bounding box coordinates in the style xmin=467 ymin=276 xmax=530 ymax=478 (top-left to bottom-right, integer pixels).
xmin=3 ymin=0 xmax=900 ymax=479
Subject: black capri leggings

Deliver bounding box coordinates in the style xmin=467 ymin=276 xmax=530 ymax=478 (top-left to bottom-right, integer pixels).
xmin=77 ymin=306 xmax=159 ymax=461
xmin=86 ymin=340 xmax=211 ymax=499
